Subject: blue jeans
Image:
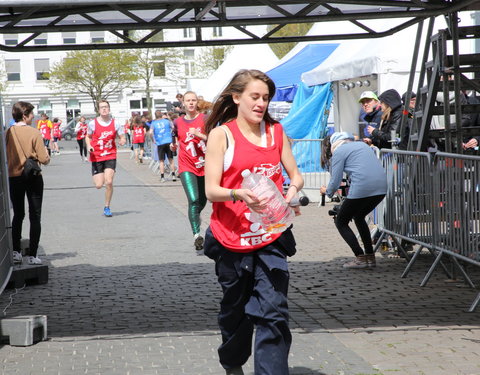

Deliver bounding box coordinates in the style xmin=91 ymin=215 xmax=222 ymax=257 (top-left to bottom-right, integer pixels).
xmin=204 ymin=227 xmax=295 ymax=375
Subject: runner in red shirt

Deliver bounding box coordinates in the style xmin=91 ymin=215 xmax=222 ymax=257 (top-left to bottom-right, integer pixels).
xmin=172 ymin=91 xmax=208 ymax=254
xmin=51 ymin=117 xmax=62 ymax=155
xmin=131 ymin=115 xmax=146 ymax=164
xmin=203 ymin=69 xmax=303 ymax=375
xmin=85 ymin=100 xmax=126 ymax=217
xmin=37 ymin=113 xmax=52 ymax=155
xmin=75 ymin=116 xmax=89 ymax=162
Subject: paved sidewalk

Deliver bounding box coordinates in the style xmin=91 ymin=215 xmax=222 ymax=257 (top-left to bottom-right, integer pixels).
xmin=1 ymin=151 xmax=479 ymax=375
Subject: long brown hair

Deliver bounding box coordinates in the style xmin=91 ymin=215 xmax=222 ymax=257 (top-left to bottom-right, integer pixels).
xmin=204 ymin=69 xmax=276 ymax=135
xmin=381 ymin=106 xmax=392 ymax=122
xmin=321 ymin=135 xmax=332 ymax=169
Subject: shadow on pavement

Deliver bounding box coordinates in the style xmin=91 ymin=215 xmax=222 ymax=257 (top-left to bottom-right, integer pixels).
xmin=1 ymin=252 xmax=478 ymax=339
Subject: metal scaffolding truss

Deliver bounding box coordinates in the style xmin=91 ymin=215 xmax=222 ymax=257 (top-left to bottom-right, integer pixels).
xmin=0 ymin=0 xmax=478 ymax=52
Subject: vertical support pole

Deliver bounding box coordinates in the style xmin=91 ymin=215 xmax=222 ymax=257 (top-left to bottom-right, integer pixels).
xmin=451 ymin=12 xmax=463 ymax=153
xmin=401 ymin=20 xmax=423 ymax=149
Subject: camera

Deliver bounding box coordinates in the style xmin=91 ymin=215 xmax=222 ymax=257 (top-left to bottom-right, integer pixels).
xmin=328 ymin=204 xmax=342 ymax=217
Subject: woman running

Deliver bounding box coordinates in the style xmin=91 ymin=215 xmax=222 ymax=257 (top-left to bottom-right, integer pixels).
xmin=172 ymin=91 xmax=208 ymax=254
xmin=51 ymin=117 xmax=62 ymax=155
xmin=203 ymin=69 xmax=303 ymax=375
xmin=75 ymin=116 xmax=88 ymax=162
xmin=132 ymin=115 xmax=146 ymax=164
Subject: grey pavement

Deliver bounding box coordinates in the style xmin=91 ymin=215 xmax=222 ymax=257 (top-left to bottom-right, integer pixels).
xmin=0 ymin=141 xmax=479 ymax=375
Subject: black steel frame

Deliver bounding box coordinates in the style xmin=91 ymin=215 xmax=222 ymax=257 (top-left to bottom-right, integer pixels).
xmin=0 ymin=1 xmax=478 ymax=52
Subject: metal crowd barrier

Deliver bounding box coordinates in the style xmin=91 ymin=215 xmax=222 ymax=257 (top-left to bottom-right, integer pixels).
xmin=0 ymin=122 xmax=14 ymax=296
xmin=377 ymin=149 xmax=480 ymax=311
xmin=423 ymin=152 xmax=480 ymax=311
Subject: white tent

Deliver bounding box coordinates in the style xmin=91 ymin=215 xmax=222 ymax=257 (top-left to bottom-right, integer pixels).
xmin=301 ymin=15 xmax=474 ymax=135
xmin=197 ymin=44 xmax=279 ymax=102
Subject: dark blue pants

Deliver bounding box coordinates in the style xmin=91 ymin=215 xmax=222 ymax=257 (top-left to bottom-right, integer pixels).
xmin=204 ymin=227 xmax=295 ymax=375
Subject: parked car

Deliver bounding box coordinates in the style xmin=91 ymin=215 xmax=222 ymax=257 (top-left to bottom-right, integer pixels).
xmin=60 ymin=119 xmax=76 ymax=141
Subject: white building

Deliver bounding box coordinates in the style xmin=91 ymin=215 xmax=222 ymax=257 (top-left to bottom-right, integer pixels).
xmin=0 ymin=25 xmax=267 ymax=126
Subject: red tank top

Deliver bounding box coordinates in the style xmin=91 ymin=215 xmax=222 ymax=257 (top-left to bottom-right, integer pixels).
xmin=132 ymin=126 xmax=145 ymax=144
xmin=38 ymin=120 xmax=51 ymax=140
xmin=175 ymin=113 xmax=206 ymax=176
xmin=76 ymin=122 xmax=88 ymax=140
xmin=52 ymin=123 xmax=61 ymax=138
xmin=90 ymin=118 xmax=117 ymax=162
xmin=209 ymin=119 xmax=285 ymax=252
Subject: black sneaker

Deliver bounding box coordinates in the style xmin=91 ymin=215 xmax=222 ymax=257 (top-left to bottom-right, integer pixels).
xmin=226 ymin=367 xmax=244 ymax=375
xmin=194 ymin=233 xmax=204 ymax=254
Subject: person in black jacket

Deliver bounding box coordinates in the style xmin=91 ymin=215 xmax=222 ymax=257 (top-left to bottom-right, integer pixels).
xmin=358 ymin=91 xmax=383 ymax=145
xmin=463 ymin=93 xmax=480 ymax=151
xmin=367 ymin=89 xmax=403 ymax=149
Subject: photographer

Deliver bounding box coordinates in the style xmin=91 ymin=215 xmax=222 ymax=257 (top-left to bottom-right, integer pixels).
xmin=320 ymin=132 xmax=387 ymax=269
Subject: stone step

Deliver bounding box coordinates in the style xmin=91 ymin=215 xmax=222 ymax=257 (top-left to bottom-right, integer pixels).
xmin=6 ymin=264 xmax=48 ymax=289
xmin=0 ymin=315 xmax=47 ymax=346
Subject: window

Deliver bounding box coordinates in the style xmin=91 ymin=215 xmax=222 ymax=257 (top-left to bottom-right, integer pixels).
xmin=34 ymin=59 xmax=50 ymax=80
xmin=153 ymin=61 xmax=166 ymax=77
xmin=67 ymin=99 xmax=80 ymax=109
xmin=34 ymin=34 xmax=47 ymax=45
xmin=66 ymin=100 xmax=81 ymax=122
xmin=38 ymin=100 xmax=52 ymax=119
xmin=130 ymin=100 xmax=141 ymax=109
xmin=91 ymin=31 xmax=105 ymax=43
xmin=4 ymin=34 xmax=18 ymax=46
xmin=62 ymin=32 xmax=76 ymax=44
xmin=184 ymin=49 xmax=195 ymax=77
xmin=5 ymin=59 xmax=20 ymax=81
xmin=183 ymin=28 xmax=194 ymax=38
xmin=154 ymin=99 xmax=165 ymax=107
xmin=213 ymin=27 xmax=223 ymax=37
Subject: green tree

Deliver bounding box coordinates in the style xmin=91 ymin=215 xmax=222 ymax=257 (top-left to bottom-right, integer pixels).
xmin=49 ymin=49 xmax=139 ymax=113
xmin=268 ymin=23 xmax=313 ymax=59
xmin=195 ymin=46 xmax=233 ymax=78
xmin=0 ymin=57 xmax=8 ymax=94
xmin=129 ymin=31 xmax=183 ymax=115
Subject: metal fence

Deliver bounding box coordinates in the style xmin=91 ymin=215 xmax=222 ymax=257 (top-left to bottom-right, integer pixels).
xmin=377 ymin=149 xmax=480 ymax=312
xmin=379 ymin=150 xmax=435 ymax=251
xmin=0 ymin=122 xmax=14 ymax=296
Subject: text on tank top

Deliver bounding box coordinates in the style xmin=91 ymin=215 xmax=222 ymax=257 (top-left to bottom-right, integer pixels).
xmin=132 ymin=126 xmax=145 ymax=143
xmin=77 ymin=123 xmax=88 ymax=140
xmin=176 ymin=113 xmax=206 ymax=175
xmin=38 ymin=120 xmax=51 ymax=139
xmin=209 ymin=119 xmax=285 ymax=252
xmin=90 ymin=118 xmax=117 ymax=162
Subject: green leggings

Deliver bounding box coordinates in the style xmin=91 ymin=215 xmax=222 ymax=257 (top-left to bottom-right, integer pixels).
xmin=180 ymin=172 xmax=207 ymax=235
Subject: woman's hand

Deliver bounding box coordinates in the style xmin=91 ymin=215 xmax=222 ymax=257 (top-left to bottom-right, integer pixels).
xmin=464 ymin=138 xmax=478 ymax=149
xmin=363 ymin=137 xmax=372 ymax=146
xmin=366 ymin=125 xmax=375 ymax=135
xmin=319 ymin=185 xmax=327 ymax=195
xmin=235 ymin=188 xmax=267 ymax=213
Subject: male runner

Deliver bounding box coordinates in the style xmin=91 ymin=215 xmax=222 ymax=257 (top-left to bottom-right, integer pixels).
xmin=150 ymin=110 xmax=176 ymax=182
xmin=85 ymin=100 xmax=126 ymax=217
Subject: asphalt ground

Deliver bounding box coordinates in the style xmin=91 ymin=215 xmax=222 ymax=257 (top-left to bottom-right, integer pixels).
xmin=0 ymin=140 xmax=479 ymax=375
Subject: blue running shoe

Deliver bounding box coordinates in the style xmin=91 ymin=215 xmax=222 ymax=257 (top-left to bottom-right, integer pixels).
xmin=103 ymin=206 xmax=112 ymax=217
